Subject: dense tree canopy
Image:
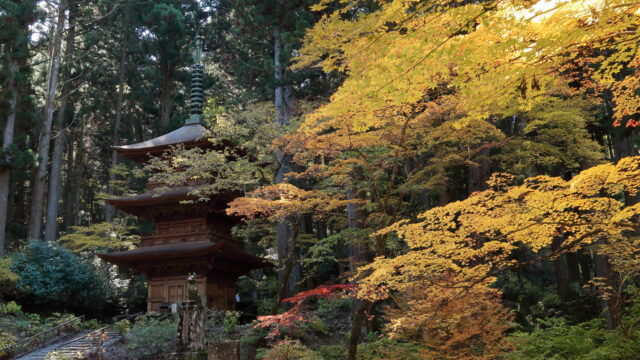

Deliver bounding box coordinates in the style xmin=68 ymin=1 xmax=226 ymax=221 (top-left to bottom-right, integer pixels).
xmin=0 ymin=0 xmax=639 ymax=358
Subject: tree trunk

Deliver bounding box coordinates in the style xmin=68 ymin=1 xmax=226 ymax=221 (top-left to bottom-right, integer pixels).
xmin=468 ymin=148 xmax=490 ymax=195
xmin=438 ymin=189 xmax=451 ymax=206
xmin=105 ymin=31 xmax=128 ymax=223
xmin=347 ymin=301 xmax=372 ymax=360
xmin=273 ymin=27 xmax=298 ymax=299
xmin=593 ymin=252 xmax=619 ymax=329
xmin=63 ymin=132 xmax=76 ymax=228
xmin=44 ymin=1 xmax=76 ymax=242
xmin=271 ymin=222 xmax=299 ymax=314
xmin=0 ymin=58 xmax=19 ymax=255
xmin=347 ymin=187 xmax=367 ymax=271
xmin=595 ymin=115 xmax=636 ymax=328
xmin=611 ymin=128 xmax=636 ymax=161
xmin=346 ymin=183 xmax=369 ymax=360
xmin=160 ymin=65 xmax=173 ymax=128
xmin=133 ymin=107 xmax=144 ymax=142
xmin=74 ymin=118 xmax=85 ymax=226
xmin=551 ymin=237 xmax=572 ymax=300
xmin=27 ymin=0 xmax=67 ymax=241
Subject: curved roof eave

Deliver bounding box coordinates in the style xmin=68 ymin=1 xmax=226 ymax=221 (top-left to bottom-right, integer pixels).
xmin=113 ymin=123 xmax=208 ymax=152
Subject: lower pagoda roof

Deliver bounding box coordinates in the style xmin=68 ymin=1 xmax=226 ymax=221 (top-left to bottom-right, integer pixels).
xmin=98 ymin=240 xmax=272 ymax=272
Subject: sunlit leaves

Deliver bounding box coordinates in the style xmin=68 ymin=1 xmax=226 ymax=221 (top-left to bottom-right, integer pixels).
xmin=297 ymin=0 xmax=640 ymax=136
xmin=358 ymin=156 xmax=640 ymax=303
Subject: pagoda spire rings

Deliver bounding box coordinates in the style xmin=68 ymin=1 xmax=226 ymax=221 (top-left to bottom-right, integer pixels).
xmin=186 ymin=35 xmax=204 ymax=125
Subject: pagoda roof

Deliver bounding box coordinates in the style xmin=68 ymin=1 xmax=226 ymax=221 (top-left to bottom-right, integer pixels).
xmin=97 ymin=241 xmax=272 ymax=272
xmin=106 ymin=186 xmax=196 ymax=208
xmin=105 ymin=186 xmax=238 ymax=218
xmin=113 ymin=123 xmax=209 ymax=163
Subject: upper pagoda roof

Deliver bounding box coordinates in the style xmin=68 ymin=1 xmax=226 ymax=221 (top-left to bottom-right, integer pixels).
xmin=113 ymin=123 xmax=209 ymax=163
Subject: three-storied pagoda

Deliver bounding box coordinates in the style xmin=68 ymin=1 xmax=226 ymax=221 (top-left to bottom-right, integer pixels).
xmin=99 ymin=38 xmax=269 ymax=312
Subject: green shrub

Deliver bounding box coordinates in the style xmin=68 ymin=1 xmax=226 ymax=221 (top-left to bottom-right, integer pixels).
xmin=113 ymin=319 xmax=131 ymax=335
xmin=356 ymin=338 xmax=425 ymax=360
xmin=13 ymin=319 xmax=32 ymax=332
xmin=507 ymin=317 xmax=640 ymax=360
xmin=0 ymin=331 xmax=17 ymax=354
xmin=23 ymin=312 xmax=40 ymax=323
xmin=257 ymin=339 xmax=322 ymax=360
xmin=0 ymin=257 xmax=18 ymax=293
xmin=10 ymin=240 xmax=113 ymax=313
xmin=0 ymin=301 xmax=22 ymax=314
xmin=304 ymin=316 xmax=329 ymax=334
xmin=240 ymin=326 xmax=268 ymax=348
xmin=318 ymin=345 xmax=346 ymax=360
xmin=123 ymin=314 xmax=177 ymax=359
xmin=80 ymin=319 xmax=101 ymax=330
xmin=223 ymin=311 xmax=241 ymax=333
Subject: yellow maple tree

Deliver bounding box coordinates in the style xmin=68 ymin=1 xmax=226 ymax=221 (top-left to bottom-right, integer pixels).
xmin=353 ymin=156 xmax=640 ymax=355
xmin=295 ymin=0 xmax=639 ymax=147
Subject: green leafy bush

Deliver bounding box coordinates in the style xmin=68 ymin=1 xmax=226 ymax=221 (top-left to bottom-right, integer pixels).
xmin=257 ymin=339 xmax=322 ymax=360
xmin=356 ymin=338 xmax=425 ymax=360
xmin=80 ymin=319 xmax=101 ymax=330
xmin=0 ymin=301 xmax=22 ymax=314
xmin=0 ymin=257 xmax=18 ymax=293
xmin=122 ymin=314 xmax=177 ymax=359
xmin=113 ymin=319 xmax=131 ymax=335
xmin=317 ymin=345 xmax=347 ymax=360
xmin=0 ymin=331 xmax=17 ymax=354
xmin=223 ymin=311 xmax=241 ymax=333
xmin=507 ymin=317 xmax=640 ymax=360
xmin=10 ymin=240 xmax=113 ymax=312
xmin=240 ymin=326 xmax=268 ymax=348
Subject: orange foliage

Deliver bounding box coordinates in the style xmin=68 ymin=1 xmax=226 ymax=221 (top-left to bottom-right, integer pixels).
xmin=226 ymin=183 xmax=353 ymax=221
xmin=384 ymin=279 xmax=512 ymax=359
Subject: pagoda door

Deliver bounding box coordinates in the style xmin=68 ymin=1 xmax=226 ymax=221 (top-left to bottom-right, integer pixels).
xmin=168 ymin=283 xmax=185 ymax=303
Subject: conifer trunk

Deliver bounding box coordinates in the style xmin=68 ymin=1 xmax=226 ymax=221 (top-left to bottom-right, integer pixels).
xmin=273 ymin=27 xmax=298 ymax=299
xmin=27 ymin=0 xmax=67 ymax=240
xmin=44 ymin=0 xmax=76 ymax=242
xmin=347 ymin=187 xmax=367 ymax=271
xmin=593 ymin=253 xmax=620 ymax=328
xmin=346 ymin=184 xmax=369 ymax=360
xmin=105 ymin=30 xmax=128 ymax=223
xmin=271 ymin=222 xmax=299 ymax=314
xmin=468 ymin=148 xmax=490 ymax=195
xmin=160 ymin=65 xmax=173 ymax=128
xmin=594 ymin=94 xmax=637 ymax=329
xmin=63 ymin=133 xmax=76 ymax=228
xmin=348 ymin=301 xmax=372 ymax=360
xmin=73 ymin=118 xmax=85 ymax=225
xmin=0 ymin=58 xmax=19 ymax=255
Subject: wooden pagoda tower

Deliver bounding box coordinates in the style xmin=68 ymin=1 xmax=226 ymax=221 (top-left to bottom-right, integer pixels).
xmin=99 ymin=38 xmax=269 ymax=312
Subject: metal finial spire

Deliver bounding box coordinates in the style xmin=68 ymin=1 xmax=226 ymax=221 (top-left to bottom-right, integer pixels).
xmin=193 ymin=35 xmax=203 ymax=65
xmin=186 ymin=35 xmax=204 ymax=125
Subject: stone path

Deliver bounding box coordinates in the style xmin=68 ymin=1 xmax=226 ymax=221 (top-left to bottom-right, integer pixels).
xmin=14 ymin=330 xmax=120 ymax=360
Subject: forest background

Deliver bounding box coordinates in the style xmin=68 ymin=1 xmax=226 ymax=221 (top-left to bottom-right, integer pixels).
xmin=1 ymin=0 xmax=640 ymax=359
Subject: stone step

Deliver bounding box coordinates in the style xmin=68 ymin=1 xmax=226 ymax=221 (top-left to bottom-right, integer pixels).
xmin=13 ymin=330 xmax=121 ymax=360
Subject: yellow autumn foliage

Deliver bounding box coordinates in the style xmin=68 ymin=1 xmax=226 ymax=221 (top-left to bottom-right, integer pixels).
xmin=357 ymin=156 xmax=640 ymax=300
xmin=296 ymin=0 xmax=639 ymax=144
